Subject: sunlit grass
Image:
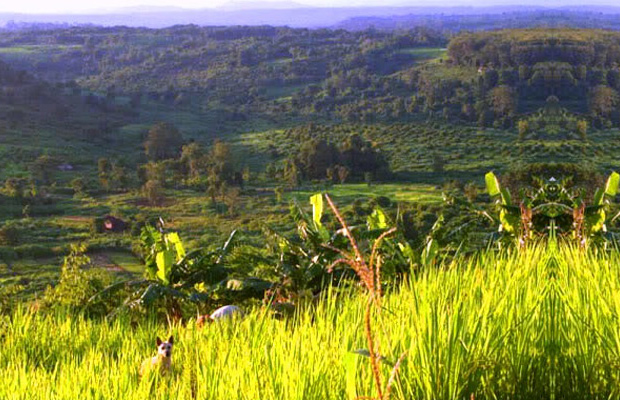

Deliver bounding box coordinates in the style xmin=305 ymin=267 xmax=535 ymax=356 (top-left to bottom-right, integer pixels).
xmin=290 ymin=183 xmax=443 ymax=204
xmin=3 ymin=245 xmax=620 ymax=399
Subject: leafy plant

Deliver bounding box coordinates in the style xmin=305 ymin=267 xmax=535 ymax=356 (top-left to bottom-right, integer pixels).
xmin=262 ymin=193 xmax=416 ymax=305
xmin=485 ymin=170 xmax=620 ymax=247
xmin=0 ymin=282 xmax=24 ymax=314
xmin=262 ymin=194 xmax=339 ymax=303
xmin=42 ymin=243 xmax=115 ymax=316
xmin=92 ymin=226 xmax=237 ymax=319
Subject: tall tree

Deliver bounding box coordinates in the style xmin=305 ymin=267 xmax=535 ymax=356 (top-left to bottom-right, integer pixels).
xmin=31 ymin=155 xmax=57 ymax=185
xmin=97 ymin=158 xmax=111 ymax=191
xmin=589 ymin=85 xmax=617 ymax=117
xmin=208 ymin=140 xmax=235 ymax=185
xmin=180 ymin=141 xmax=206 ymax=183
xmin=204 ymin=140 xmax=237 ymax=205
xmin=298 ymin=139 xmax=339 ymax=180
xmin=111 ymin=163 xmax=129 ymax=191
xmin=489 ymin=85 xmax=517 ymax=118
xmin=142 ymin=161 xmax=167 ymax=205
xmin=144 ymin=122 xmax=184 ymax=161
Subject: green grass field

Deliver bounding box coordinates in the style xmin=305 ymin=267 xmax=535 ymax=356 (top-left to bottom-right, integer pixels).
xmin=289 ymin=183 xmax=442 ymax=204
xmin=396 ymin=47 xmax=448 ymax=62
xmin=3 ymin=244 xmax=620 ymax=399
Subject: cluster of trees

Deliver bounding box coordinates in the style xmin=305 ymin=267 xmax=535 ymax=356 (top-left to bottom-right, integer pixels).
xmin=0 ymin=153 xmax=132 ymax=205
xmin=448 ymin=29 xmax=620 ymax=69
xmin=0 ymin=119 xmax=403 ymax=218
xmin=136 ymin=122 xmax=244 ymax=213
xmin=424 ymin=29 xmax=620 ymax=127
xmin=264 ymin=125 xmax=392 ymax=186
xmin=1 ymin=176 xmax=41 ymax=204
xmin=0 ymin=58 xmax=129 ymax=132
xmin=96 ymin=158 xmax=129 ymax=192
xmin=138 ymin=121 xmax=394 ymax=205
xmin=0 ymin=25 xmax=443 ymax=94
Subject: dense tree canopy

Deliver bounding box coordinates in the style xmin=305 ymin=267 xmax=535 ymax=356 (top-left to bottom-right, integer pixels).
xmin=144 ymin=122 xmax=184 ymax=161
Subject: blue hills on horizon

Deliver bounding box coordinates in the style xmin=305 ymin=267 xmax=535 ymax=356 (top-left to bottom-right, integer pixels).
xmin=1 ymin=4 xmax=620 ymax=29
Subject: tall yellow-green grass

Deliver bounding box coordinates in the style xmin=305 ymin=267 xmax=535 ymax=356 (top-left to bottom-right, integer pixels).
xmin=2 ymin=245 xmax=620 ymax=399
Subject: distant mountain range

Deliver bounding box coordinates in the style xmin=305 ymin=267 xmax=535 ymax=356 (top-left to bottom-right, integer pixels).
xmin=334 ymin=8 xmax=620 ymax=31
xmin=1 ymin=5 xmax=620 ymax=30
xmin=216 ymin=1 xmax=313 ymax=11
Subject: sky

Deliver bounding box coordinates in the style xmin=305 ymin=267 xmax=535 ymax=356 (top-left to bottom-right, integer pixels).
xmin=0 ymin=0 xmax=222 ymax=14
xmin=0 ymin=0 xmax=619 ymax=14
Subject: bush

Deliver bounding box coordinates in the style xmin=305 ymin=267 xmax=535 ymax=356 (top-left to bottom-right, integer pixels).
xmin=0 ymin=223 xmax=21 ymax=246
xmin=374 ymin=196 xmax=392 ymax=208
xmin=42 ymin=266 xmax=115 ymax=316
xmin=128 ymin=213 xmax=160 ymax=237
xmin=91 ymin=217 xmax=106 ymax=234
xmin=41 ymin=244 xmax=117 ymax=316
xmin=352 ymin=199 xmax=369 ymax=216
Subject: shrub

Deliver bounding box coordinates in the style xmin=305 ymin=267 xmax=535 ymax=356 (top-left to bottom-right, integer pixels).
xmin=90 ymin=217 xmax=106 ymax=234
xmin=374 ymin=195 xmax=391 ymax=208
xmin=0 ymin=223 xmax=20 ymax=246
xmin=41 ymin=244 xmax=116 ymax=316
xmin=352 ymin=199 xmax=368 ymax=216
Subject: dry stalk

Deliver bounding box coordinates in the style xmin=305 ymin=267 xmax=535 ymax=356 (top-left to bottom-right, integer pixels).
xmin=384 ymin=351 xmax=408 ymax=399
xmin=324 ymin=193 xmax=405 ymax=400
xmin=572 ymin=203 xmax=586 ymax=248
xmin=519 ymin=203 xmax=532 ymax=249
xmin=369 ymin=228 xmax=397 ymax=298
xmin=364 ymin=297 xmax=384 ymax=399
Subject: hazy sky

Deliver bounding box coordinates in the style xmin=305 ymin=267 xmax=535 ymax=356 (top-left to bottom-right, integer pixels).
xmin=0 ymin=0 xmax=619 ymax=14
xmin=0 ymin=0 xmax=222 ymax=14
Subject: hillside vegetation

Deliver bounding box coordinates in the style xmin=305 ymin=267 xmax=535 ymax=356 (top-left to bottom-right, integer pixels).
xmin=1 ymin=27 xmax=620 ymax=302
xmin=2 ymin=21 xmax=620 ymax=400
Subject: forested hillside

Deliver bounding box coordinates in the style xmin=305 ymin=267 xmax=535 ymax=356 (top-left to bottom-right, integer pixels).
xmin=0 ymin=26 xmax=618 ymax=185
xmin=1 ymin=25 xmax=620 ymax=311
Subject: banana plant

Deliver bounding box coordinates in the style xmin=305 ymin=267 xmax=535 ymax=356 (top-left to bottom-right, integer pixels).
xmin=485 ymin=171 xmax=521 ymax=236
xmin=141 ymin=225 xmax=186 ymax=286
xmin=89 ymin=227 xmax=240 ymax=319
xmin=485 ymin=170 xmax=620 ymax=247
xmin=262 ymin=194 xmax=341 ymax=302
xmin=525 ymin=173 xmax=619 ymax=244
xmin=264 ymin=193 xmax=417 ymax=301
xmin=583 ymin=171 xmax=619 ymax=241
xmin=367 ymin=206 xmax=417 ymax=274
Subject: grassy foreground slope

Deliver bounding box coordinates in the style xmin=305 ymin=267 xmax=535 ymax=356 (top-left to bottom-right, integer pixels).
xmin=3 ymin=245 xmax=620 ymax=399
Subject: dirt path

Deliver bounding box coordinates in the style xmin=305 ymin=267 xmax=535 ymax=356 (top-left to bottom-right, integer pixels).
xmin=90 ymin=253 xmax=127 ymax=272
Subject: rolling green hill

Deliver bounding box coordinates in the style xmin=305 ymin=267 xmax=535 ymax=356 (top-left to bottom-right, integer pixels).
xmin=1 ymin=26 xmax=619 ymax=306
